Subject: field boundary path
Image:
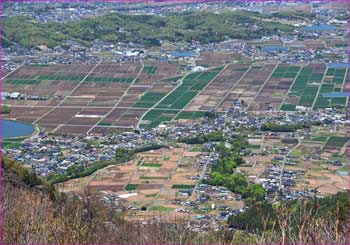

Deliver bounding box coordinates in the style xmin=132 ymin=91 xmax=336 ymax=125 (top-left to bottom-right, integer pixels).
xmin=172 ymin=64 xmax=228 ymax=120
xmin=2 ymin=64 xmax=24 ymax=80
xmin=87 ymin=59 xmax=145 ymax=133
xmin=187 ymin=152 xmax=212 ymax=202
xmin=247 ymin=62 xmax=279 ymax=112
xmin=34 ymin=61 xmax=102 ymax=125
xmin=279 ymin=62 xmax=308 ymax=109
xmin=136 ymin=64 xmax=229 ymax=129
xmin=311 ymin=62 xmax=328 ymax=109
xmin=147 ymin=151 xmax=184 ymax=210
xmin=136 ymin=69 xmax=194 ymax=129
xmin=216 ymin=63 xmax=252 ymax=111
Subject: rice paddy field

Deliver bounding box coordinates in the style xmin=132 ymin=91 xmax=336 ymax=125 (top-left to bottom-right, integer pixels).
xmin=2 ymin=60 xmax=349 ymax=133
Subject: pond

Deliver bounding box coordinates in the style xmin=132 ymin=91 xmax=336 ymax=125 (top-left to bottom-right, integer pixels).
xmin=1 ymin=119 xmax=35 ymax=139
xmin=170 ymin=51 xmax=196 ymax=58
xmin=303 ymin=24 xmax=336 ymax=31
xmin=262 ymin=46 xmax=289 ymax=52
xmin=323 ymin=92 xmax=350 ymax=98
xmin=327 ymin=63 xmax=350 ymax=68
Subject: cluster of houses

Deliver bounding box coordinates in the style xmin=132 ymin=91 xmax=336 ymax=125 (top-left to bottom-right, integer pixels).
xmin=1 ymin=92 xmax=48 ymax=101
xmin=6 ymin=131 xmax=162 ymax=177
xmin=4 ymin=100 xmax=348 ymax=231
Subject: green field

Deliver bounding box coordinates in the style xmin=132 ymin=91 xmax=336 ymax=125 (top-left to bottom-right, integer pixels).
xmin=149 ymin=206 xmax=175 ymax=211
xmin=174 ymin=111 xmax=206 ymax=120
xmin=85 ymin=77 xmax=135 ymax=83
xmin=325 ymin=136 xmax=349 ymax=148
xmin=133 ymin=92 xmax=167 ymax=108
xmin=310 ymin=135 xmax=329 ymax=142
xmin=145 ymin=194 xmax=157 ymax=198
xmin=139 ymin=67 xmax=223 ymax=129
xmin=142 ymin=163 xmax=162 ymax=168
xmin=189 ymin=146 xmax=205 ymax=152
xmin=270 ymin=65 xmax=301 ymax=79
xmin=156 ymin=67 xmax=223 ymax=110
xmin=280 ymin=103 xmax=296 ymax=111
xmin=125 ymin=184 xmax=138 ymax=191
xmin=35 ymin=74 xmax=135 ymax=83
xmin=313 ymin=68 xmax=348 ymax=109
xmin=4 ymin=79 xmax=40 ymax=85
xmin=281 ymin=65 xmax=328 ymax=110
xmin=139 ymin=109 xmax=179 ymax=129
xmin=160 ymin=76 xmax=183 ymax=82
xmin=97 ymin=122 xmax=112 ymax=126
xmin=298 ymin=86 xmax=319 ymax=107
xmin=172 ymin=184 xmax=195 ymax=189
xmin=246 ymin=144 xmax=261 ymax=149
xmin=143 ymin=65 xmax=157 ymax=75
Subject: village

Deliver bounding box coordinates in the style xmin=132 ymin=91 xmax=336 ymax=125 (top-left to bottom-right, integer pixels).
xmin=2 ymin=1 xmax=348 ymax=73
xmin=4 ymin=106 xmax=349 ymax=230
xmin=2 ymin=0 xmax=349 ymax=235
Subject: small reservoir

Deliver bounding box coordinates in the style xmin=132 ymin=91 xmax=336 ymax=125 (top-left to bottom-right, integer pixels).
xmin=1 ymin=119 xmax=35 ymax=139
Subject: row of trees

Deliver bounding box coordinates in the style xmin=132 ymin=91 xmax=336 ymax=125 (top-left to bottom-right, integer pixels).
xmin=47 ymin=144 xmax=164 ymax=184
xmin=261 ymin=122 xmax=309 ymax=132
xmin=178 ymin=131 xmax=224 ymax=144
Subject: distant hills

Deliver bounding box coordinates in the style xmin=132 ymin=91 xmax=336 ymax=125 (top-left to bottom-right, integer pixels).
xmin=3 ymin=11 xmax=295 ymax=48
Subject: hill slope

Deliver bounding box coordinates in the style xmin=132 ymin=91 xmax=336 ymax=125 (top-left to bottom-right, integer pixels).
xmin=2 ymin=157 xmax=349 ymax=244
xmin=3 ymin=11 xmax=294 ymax=48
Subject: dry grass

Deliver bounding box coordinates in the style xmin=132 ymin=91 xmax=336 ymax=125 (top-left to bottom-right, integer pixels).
xmin=3 ymin=169 xmax=350 ymax=244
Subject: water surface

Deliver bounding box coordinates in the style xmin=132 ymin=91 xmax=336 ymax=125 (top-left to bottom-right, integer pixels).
xmin=1 ymin=119 xmax=35 ymax=139
xmin=303 ymin=24 xmax=336 ymax=31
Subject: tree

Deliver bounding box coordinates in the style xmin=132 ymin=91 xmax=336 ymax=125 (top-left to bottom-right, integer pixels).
xmin=242 ymin=184 xmax=266 ymax=203
xmin=208 ymin=172 xmax=226 ymax=186
xmin=228 ymin=202 xmax=276 ymax=232
xmin=226 ymin=174 xmax=248 ymax=193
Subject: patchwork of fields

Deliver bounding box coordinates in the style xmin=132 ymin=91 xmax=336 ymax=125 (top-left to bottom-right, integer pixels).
xmin=3 ymin=60 xmax=349 ymax=134
xmin=280 ymin=63 xmax=349 ymax=111
xmin=58 ymin=148 xmax=204 ymax=216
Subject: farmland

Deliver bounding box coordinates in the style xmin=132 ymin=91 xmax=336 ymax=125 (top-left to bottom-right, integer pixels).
xmin=241 ymin=128 xmax=349 ymax=196
xmin=138 ymin=66 xmax=224 ymax=129
xmin=281 ymin=64 xmax=348 ymax=110
xmin=2 ymin=60 xmax=349 ymax=133
xmin=57 ymin=147 xmax=204 ymax=218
